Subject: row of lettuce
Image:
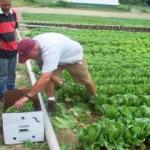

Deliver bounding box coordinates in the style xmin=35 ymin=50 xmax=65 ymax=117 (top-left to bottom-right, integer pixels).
xmin=22 ymin=13 xmax=150 ymax=28
xmin=29 ymin=28 xmax=150 ymax=150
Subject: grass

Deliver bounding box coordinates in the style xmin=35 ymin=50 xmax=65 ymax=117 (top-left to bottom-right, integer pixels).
xmin=33 ymin=2 xmax=150 ymax=13
xmin=130 ymin=4 xmax=150 ymax=13
xmin=22 ymin=13 xmax=150 ymax=28
xmin=37 ymin=2 xmax=131 ymax=12
xmin=13 ymin=0 xmax=34 ymax=7
xmin=16 ymin=63 xmax=31 ymax=88
xmin=24 ymin=141 xmax=48 ymax=149
xmin=13 ymin=0 xmax=150 ymax=13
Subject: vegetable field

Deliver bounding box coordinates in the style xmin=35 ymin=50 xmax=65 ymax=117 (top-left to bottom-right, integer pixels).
xmin=27 ymin=28 xmax=150 ymax=150
xmin=22 ymin=13 xmax=150 ymax=28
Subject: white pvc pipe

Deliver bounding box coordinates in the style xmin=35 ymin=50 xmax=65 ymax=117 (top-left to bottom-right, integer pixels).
xmin=16 ymin=29 xmax=60 ymax=150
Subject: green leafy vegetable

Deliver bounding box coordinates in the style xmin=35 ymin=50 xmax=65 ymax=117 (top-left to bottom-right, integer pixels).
xmin=6 ymin=101 xmax=34 ymax=113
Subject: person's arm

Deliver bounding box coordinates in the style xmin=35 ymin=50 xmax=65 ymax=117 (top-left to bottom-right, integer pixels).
xmin=51 ymin=75 xmax=63 ymax=85
xmin=14 ymin=72 xmax=52 ymax=109
xmin=0 ymin=41 xmax=2 ymax=49
xmin=13 ymin=9 xmax=19 ymax=42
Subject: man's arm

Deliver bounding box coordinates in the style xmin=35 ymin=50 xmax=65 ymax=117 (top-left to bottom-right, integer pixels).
xmin=0 ymin=41 xmax=2 ymax=49
xmin=27 ymin=72 xmax=52 ymax=97
xmin=51 ymin=75 xmax=63 ymax=85
xmin=14 ymin=72 xmax=52 ymax=109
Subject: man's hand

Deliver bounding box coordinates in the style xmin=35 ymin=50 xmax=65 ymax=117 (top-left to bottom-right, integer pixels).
xmin=14 ymin=96 xmax=29 ymax=109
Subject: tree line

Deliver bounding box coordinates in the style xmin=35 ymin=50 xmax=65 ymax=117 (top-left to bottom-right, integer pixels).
xmin=119 ymin=0 xmax=150 ymax=5
xmin=30 ymin=0 xmax=150 ymax=6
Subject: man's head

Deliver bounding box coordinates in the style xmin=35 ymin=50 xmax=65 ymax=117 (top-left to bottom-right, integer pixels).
xmin=18 ymin=38 xmax=39 ymax=63
xmin=0 ymin=0 xmax=12 ymax=14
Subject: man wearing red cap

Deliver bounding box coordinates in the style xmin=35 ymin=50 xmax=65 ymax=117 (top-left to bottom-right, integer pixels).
xmin=0 ymin=0 xmax=18 ymax=102
xmin=15 ymin=32 xmax=96 ymax=112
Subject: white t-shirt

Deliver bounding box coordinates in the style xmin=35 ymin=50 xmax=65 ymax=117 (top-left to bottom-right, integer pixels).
xmin=33 ymin=33 xmax=83 ymax=73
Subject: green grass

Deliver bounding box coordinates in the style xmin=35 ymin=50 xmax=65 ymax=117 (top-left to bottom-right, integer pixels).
xmin=24 ymin=141 xmax=48 ymax=149
xmin=37 ymin=2 xmax=131 ymax=12
xmin=128 ymin=4 xmax=150 ymax=13
xmin=13 ymin=0 xmax=150 ymax=13
xmin=130 ymin=4 xmax=150 ymax=12
xmin=16 ymin=63 xmax=31 ymax=88
xmin=13 ymin=0 xmax=35 ymax=7
xmin=31 ymin=1 xmax=150 ymax=13
xmin=22 ymin=13 xmax=150 ymax=28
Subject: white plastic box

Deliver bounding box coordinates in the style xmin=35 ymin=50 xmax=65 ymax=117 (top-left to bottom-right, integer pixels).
xmin=2 ymin=89 xmax=44 ymax=145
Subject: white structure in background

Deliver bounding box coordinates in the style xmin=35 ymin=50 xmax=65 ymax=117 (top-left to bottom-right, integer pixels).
xmin=65 ymin=0 xmax=119 ymax=5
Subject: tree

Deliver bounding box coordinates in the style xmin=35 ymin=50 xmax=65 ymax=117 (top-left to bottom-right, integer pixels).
xmin=119 ymin=0 xmax=146 ymax=4
xmin=146 ymin=0 xmax=150 ymax=5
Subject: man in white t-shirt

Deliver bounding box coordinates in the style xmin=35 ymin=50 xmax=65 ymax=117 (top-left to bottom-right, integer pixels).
xmin=14 ymin=32 xmax=96 ymax=112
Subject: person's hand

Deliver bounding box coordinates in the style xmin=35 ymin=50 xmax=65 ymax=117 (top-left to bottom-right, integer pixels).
xmin=14 ymin=96 xmax=29 ymax=109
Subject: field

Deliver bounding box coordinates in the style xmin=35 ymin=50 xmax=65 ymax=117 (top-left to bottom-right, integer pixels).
xmin=13 ymin=0 xmax=34 ymax=6
xmin=22 ymin=13 xmax=150 ymax=28
xmin=0 ymin=2 xmax=150 ymax=149
xmin=13 ymin=0 xmax=150 ymax=13
xmin=25 ymin=26 xmax=150 ymax=150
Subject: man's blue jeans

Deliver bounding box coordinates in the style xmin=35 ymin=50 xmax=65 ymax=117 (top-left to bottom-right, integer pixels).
xmin=0 ymin=56 xmax=17 ymax=97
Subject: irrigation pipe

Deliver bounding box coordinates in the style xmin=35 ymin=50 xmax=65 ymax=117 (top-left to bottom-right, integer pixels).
xmin=16 ymin=29 xmax=60 ymax=150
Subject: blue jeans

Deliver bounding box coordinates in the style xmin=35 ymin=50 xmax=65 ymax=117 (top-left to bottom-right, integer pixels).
xmin=0 ymin=56 xmax=17 ymax=97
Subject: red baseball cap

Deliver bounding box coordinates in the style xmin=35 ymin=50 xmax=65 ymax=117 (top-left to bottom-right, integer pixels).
xmin=18 ymin=38 xmax=36 ymax=63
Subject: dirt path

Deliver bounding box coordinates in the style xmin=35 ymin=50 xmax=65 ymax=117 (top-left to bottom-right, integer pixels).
xmin=16 ymin=7 xmax=150 ymax=20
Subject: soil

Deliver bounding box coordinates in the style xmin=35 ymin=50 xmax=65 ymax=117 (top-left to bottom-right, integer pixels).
xmin=56 ymin=128 xmax=79 ymax=150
